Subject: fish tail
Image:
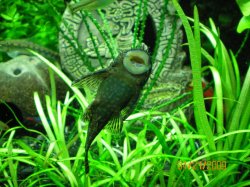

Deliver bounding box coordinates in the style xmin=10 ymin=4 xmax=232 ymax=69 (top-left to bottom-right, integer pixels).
xmin=85 ymin=150 xmax=89 ymax=174
xmin=84 ymin=120 xmax=101 ymax=174
xmin=85 ymin=137 xmax=91 ymax=174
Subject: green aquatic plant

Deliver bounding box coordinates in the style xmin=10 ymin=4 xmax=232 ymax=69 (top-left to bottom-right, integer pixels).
xmin=172 ymin=0 xmax=250 ymax=186
xmin=172 ymin=1 xmax=216 ymax=152
xmin=0 ymin=0 xmax=64 ymax=48
xmin=236 ymin=0 xmax=250 ymax=33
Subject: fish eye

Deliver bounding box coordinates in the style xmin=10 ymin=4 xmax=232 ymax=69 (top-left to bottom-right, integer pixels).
xmin=123 ymin=49 xmax=150 ymax=75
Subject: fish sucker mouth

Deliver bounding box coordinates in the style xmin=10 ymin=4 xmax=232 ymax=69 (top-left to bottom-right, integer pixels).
xmin=123 ymin=49 xmax=151 ymax=75
xmin=130 ymin=56 xmax=145 ymax=65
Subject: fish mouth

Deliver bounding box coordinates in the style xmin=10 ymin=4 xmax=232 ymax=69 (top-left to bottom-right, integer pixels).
xmin=123 ymin=49 xmax=151 ymax=75
xmin=130 ymin=56 xmax=145 ymax=65
xmin=125 ymin=49 xmax=150 ymax=65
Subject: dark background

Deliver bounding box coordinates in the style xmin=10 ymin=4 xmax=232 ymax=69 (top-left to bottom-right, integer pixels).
xmin=180 ymin=0 xmax=249 ymax=75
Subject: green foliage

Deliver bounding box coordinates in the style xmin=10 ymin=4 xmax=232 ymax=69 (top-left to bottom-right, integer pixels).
xmin=236 ymin=0 xmax=250 ymax=32
xmin=0 ymin=0 xmax=64 ymax=49
xmin=236 ymin=0 xmax=250 ymax=16
xmin=172 ymin=1 xmax=216 ymax=153
xmin=237 ymin=15 xmax=250 ymax=33
xmin=173 ymin=0 xmax=250 ymax=186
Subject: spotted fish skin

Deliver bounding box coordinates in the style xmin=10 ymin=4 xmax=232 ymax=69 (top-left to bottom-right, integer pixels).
xmin=73 ymin=49 xmax=151 ymax=174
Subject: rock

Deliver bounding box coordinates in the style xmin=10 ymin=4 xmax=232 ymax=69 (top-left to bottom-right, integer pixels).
xmin=0 ymin=55 xmax=68 ymax=116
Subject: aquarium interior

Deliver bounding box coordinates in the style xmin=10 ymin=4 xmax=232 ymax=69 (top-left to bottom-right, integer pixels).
xmin=0 ymin=0 xmax=249 ymax=186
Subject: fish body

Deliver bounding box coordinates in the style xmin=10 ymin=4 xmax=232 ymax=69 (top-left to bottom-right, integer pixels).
xmin=73 ymin=49 xmax=151 ymax=173
xmin=69 ymin=0 xmax=115 ymax=13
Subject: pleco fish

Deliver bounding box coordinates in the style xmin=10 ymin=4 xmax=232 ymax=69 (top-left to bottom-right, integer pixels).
xmin=69 ymin=0 xmax=116 ymax=13
xmin=72 ymin=49 xmax=152 ymax=174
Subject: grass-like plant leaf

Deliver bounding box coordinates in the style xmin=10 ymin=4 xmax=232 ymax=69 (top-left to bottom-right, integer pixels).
xmin=172 ymin=0 xmax=216 ymax=152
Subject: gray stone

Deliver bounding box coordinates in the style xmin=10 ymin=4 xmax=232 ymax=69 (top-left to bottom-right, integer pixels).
xmin=0 ymin=55 xmax=67 ymax=116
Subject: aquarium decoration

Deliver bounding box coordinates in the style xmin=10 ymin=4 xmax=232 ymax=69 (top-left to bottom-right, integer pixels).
xmin=0 ymin=55 xmax=67 ymax=116
xmin=59 ymin=0 xmax=192 ymax=112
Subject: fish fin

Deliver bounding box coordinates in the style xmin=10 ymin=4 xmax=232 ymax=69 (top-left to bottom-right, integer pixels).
xmin=106 ymin=91 xmax=141 ymax=133
xmin=120 ymin=107 xmax=132 ymax=119
xmin=72 ymin=70 xmax=108 ymax=92
xmin=83 ymin=108 xmax=91 ymax=121
xmin=120 ymin=92 xmax=141 ymax=120
xmin=106 ymin=92 xmax=141 ymax=133
xmin=105 ymin=114 xmax=123 ymax=133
